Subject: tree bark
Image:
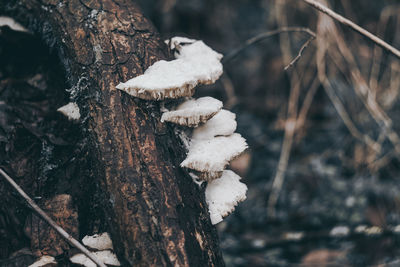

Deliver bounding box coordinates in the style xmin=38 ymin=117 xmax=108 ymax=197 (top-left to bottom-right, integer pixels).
xmin=1 ymin=0 xmax=224 ymax=266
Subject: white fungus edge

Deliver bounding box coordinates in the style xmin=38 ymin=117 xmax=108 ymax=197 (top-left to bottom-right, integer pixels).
xmin=116 ymin=37 xmax=223 ymax=100
xmin=82 ymin=232 xmax=113 ymax=251
xmin=57 ymin=102 xmax=81 ymax=121
xmin=161 ymin=97 xmax=223 ymax=127
xmin=28 ymin=256 xmax=56 ymax=267
xmin=191 ymin=109 xmax=237 ymax=140
xmin=205 ymin=170 xmax=247 ymax=225
xmin=181 ymin=133 xmax=248 ymax=180
xmin=70 ymin=250 xmax=120 ymax=267
xmin=0 ymin=16 xmax=29 ymax=32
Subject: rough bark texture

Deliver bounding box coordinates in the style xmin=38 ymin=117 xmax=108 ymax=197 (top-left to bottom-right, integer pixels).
xmin=1 ymin=0 xmax=224 ymax=266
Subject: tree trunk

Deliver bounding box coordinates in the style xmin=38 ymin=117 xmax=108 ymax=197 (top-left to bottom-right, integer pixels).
xmin=0 ymin=0 xmax=224 ymax=266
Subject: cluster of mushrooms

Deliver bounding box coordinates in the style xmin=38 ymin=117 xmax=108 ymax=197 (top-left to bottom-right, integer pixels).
xmin=54 ymin=36 xmax=248 ymax=267
xmin=59 ymin=37 xmax=248 ymax=225
xmin=29 ymin=233 xmax=120 ymax=267
xmin=116 ymin=36 xmax=248 ymax=225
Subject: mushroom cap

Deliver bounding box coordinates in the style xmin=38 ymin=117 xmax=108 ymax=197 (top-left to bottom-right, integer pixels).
xmin=205 ymin=170 xmax=247 ymax=225
xmin=0 ymin=16 xmax=29 ymax=32
xmin=82 ymin=232 xmax=113 ymax=251
xmin=192 ymin=109 xmax=237 ymax=140
xmin=70 ymin=250 xmax=120 ymax=267
xmin=116 ymin=38 xmax=223 ymax=100
xmin=28 ymin=256 xmax=56 ymax=267
xmin=180 ymin=133 xmax=248 ymax=179
xmin=57 ymin=102 xmax=80 ymax=121
xmin=161 ymin=97 xmax=223 ymax=127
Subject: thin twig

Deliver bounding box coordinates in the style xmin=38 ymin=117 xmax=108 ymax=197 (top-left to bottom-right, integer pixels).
xmin=267 ymin=118 xmax=296 ymax=217
xmin=302 ymin=0 xmax=400 ymax=60
xmin=222 ymin=26 xmax=316 ymax=63
xmin=267 ymin=3 xmax=305 ymax=218
xmin=321 ymin=11 xmax=400 ymax=156
xmin=0 ymin=168 xmax=107 ymax=267
xmin=315 ymin=19 xmax=382 ymax=153
xmin=284 ymin=35 xmax=315 ymax=70
xmin=296 ymin=76 xmax=320 ymax=132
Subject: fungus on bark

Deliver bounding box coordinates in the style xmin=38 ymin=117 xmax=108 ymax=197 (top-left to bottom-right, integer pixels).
xmin=70 ymin=232 xmax=119 ymax=266
xmin=181 ymin=133 xmax=248 ymax=180
xmin=70 ymin=250 xmax=120 ymax=267
xmin=205 ymin=170 xmax=247 ymax=225
xmin=161 ymin=96 xmax=223 ymax=127
xmin=192 ymin=109 xmax=237 ymax=140
xmin=28 ymin=256 xmax=56 ymax=267
xmin=57 ymin=102 xmax=80 ymax=121
xmin=82 ymin=232 xmax=113 ymax=251
xmin=116 ymin=37 xmax=223 ymax=100
xmin=0 ymin=16 xmax=29 ymax=32
xmin=116 ymin=33 xmax=248 ymax=229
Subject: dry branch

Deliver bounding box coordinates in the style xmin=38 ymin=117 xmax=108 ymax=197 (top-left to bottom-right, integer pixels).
xmin=223 ymin=27 xmax=316 ymax=63
xmin=302 ymin=0 xmax=400 ymax=60
xmin=0 ymin=168 xmax=106 ymax=267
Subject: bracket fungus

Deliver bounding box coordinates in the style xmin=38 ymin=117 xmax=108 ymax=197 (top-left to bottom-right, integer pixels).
xmin=161 ymin=96 xmax=223 ymax=127
xmin=82 ymin=232 xmax=113 ymax=251
xmin=115 ymin=35 xmax=248 ymax=225
xmin=192 ymin=109 xmax=237 ymax=140
xmin=69 ymin=232 xmax=120 ymax=267
xmin=205 ymin=170 xmax=248 ymax=225
xmin=116 ymin=37 xmax=223 ymax=100
xmin=70 ymin=250 xmax=120 ymax=267
xmin=181 ymin=133 xmax=248 ymax=180
xmin=28 ymin=256 xmax=56 ymax=267
xmin=0 ymin=16 xmax=29 ymax=32
xmin=57 ymin=102 xmax=81 ymax=121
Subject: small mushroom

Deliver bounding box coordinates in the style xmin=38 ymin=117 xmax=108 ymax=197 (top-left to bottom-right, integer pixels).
xmin=82 ymin=232 xmax=113 ymax=251
xmin=70 ymin=250 xmax=120 ymax=267
xmin=205 ymin=170 xmax=247 ymax=225
xmin=192 ymin=109 xmax=237 ymax=140
xmin=57 ymin=102 xmax=80 ymax=121
xmin=0 ymin=16 xmax=29 ymax=32
xmin=181 ymin=133 xmax=248 ymax=180
xmin=116 ymin=38 xmax=223 ymax=100
xmin=161 ymin=97 xmax=223 ymax=127
xmin=28 ymin=256 xmax=56 ymax=267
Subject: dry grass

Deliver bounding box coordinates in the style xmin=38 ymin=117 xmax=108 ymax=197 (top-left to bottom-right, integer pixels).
xmin=265 ymin=0 xmax=400 ymax=215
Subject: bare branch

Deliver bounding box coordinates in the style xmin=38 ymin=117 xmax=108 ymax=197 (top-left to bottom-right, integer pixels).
xmin=302 ymin=0 xmax=400 ymax=60
xmin=284 ymin=35 xmax=315 ymax=70
xmin=0 ymin=168 xmax=107 ymax=267
xmin=222 ymin=27 xmax=316 ymax=63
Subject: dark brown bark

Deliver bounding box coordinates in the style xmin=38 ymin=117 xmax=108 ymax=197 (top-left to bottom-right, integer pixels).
xmin=1 ymin=0 xmax=224 ymax=266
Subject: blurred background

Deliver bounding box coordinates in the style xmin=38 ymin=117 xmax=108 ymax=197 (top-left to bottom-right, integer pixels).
xmin=138 ymin=0 xmax=400 ymax=266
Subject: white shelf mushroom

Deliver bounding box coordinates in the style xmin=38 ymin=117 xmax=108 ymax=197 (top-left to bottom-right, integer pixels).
xmin=57 ymin=102 xmax=81 ymax=121
xmin=161 ymin=97 xmax=223 ymax=127
xmin=192 ymin=109 xmax=237 ymax=140
xmin=115 ymin=34 xmax=249 ymax=225
xmin=70 ymin=232 xmax=119 ymax=267
xmin=70 ymin=250 xmax=120 ymax=267
xmin=0 ymin=16 xmax=29 ymax=32
xmin=28 ymin=256 xmax=56 ymax=267
xmin=116 ymin=37 xmax=223 ymax=100
xmin=82 ymin=232 xmax=114 ymax=251
xmin=181 ymin=133 xmax=248 ymax=180
xmin=205 ymin=170 xmax=247 ymax=225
